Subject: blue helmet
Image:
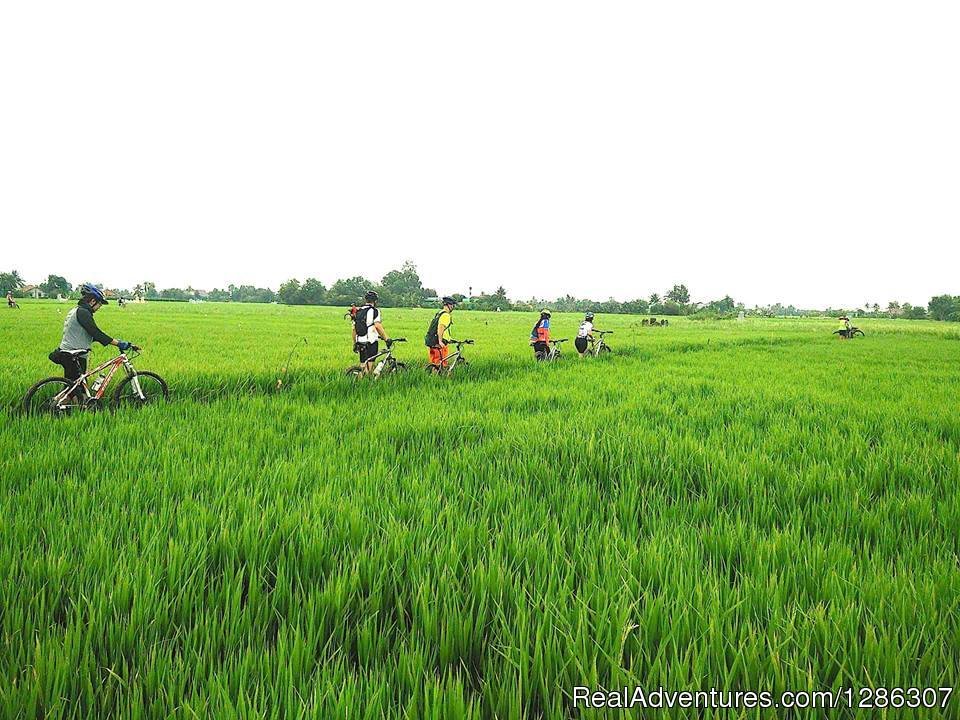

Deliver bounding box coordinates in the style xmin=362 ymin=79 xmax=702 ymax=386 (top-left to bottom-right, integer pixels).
xmin=81 ymin=283 xmax=108 ymax=304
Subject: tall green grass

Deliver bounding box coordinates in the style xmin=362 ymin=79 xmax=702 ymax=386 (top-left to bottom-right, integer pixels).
xmin=1 ymin=301 xmax=958 ymax=718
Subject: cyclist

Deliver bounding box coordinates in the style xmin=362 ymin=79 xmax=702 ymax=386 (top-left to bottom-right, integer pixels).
xmin=425 ymin=296 xmax=457 ymax=368
xmin=6 ymin=290 xmax=17 ymax=309
xmin=530 ymin=309 xmax=551 ymax=360
xmin=837 ymin=315 xmax=851 ymax=339
xmin=50 ymin=284 xmax=134 ymax=388
xmin=352 ymin=290 xmax=390 ymax=376
xmin=575 ymin=311 xmax=596 ymax=357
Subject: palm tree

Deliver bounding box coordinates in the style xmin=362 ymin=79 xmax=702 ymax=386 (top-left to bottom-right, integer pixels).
xmin=1 ymin=270 xmax=25 ymax=293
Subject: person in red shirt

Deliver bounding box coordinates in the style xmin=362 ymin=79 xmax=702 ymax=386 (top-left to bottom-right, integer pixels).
xmin=530 ymin=309 xmax=551 ymax=360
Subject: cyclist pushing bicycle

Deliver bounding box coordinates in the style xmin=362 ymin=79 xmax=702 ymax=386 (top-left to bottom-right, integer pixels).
xmin=49 ymin=284 xmax=137 ymax=397
xmin=425 ymin=296 xmax=458 ymax=368
xmin=530 ymin=309 xmax=551 ymax=360
xmin=575 ymin=312 xmax=597 ymax=358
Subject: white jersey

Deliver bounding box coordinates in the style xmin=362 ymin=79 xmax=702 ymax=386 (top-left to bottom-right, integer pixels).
xmin=577 ymin=320 xmax=594 ymax=338
xmin=356 ymin=306 xmax=381 ymax=343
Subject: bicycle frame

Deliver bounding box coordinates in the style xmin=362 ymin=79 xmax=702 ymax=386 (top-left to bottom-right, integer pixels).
xmin=544 ymin=339 xmax=568 ymax=361
xmin=55 ymin=352 xmax=141 ymax=405
xmin=589 ymin=333 xmax=612 ymax=356
xmin=435 ymin=343 xmax=470 ymax=374
xmin=364 ymin=346 xmax=396 ymax=366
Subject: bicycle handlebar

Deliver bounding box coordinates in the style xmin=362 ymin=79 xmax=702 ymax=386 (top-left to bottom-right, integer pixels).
xmin=551 ymin=338 xmax=569 ymax=343
xmin=387 ymin=337 xmax=407 ymax=345
xmin=449 ymin=339 xmax=474 ymax=345
xmin=597 ymin=330 xmax=613 ymax=335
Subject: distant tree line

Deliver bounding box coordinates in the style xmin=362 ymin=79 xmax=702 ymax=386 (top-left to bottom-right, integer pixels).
xmin=5 ymin=266 xmax=960 ymax=321
xmin=277 ymin=262 xmax=437 ymax=308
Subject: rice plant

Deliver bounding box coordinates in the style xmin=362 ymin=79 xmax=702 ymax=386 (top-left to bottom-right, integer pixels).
xmin=1 ymin=301 xmax=958 ymax=718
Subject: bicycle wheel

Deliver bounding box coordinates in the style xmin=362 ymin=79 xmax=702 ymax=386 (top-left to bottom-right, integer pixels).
xmin=346 ymin=365 xmax=364 ymax=378
xmin=112 ymin=371 xmax=169 ymax=408
xmin=426 ymin=363 xmax=443 ymax=375
xmin=598 ymin=345 xmax=611 ymax=355
xmin=852 ymin=329 xmax=865 ymax=337
xmin=385 ymin=360 xmax=407 ymax=374
xmin=22 ymin=377 xmax=75 ymax=415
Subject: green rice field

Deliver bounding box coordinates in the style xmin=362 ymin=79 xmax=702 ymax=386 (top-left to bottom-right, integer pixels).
xmin=2 ymin=301 xmax=959 ymax=718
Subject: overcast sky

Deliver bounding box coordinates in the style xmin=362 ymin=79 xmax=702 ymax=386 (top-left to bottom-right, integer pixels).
xmin=2 ymin=1 xmax=957 ymax=308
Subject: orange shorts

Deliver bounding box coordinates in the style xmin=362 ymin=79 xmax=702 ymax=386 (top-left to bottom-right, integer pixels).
xmin=429 ymin=345 xmax=449 ymax=366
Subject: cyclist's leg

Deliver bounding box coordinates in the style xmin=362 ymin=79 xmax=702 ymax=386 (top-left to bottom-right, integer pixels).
xmin=358 ymin=342 xmax=377 ymax=376
xmin=433 ymin=345 xmax=450 ymax=368
xmin=63 ymin=354 xmax=87 ymax=402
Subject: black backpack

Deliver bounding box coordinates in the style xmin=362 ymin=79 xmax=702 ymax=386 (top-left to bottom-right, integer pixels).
xmin=424 ymin=311 xmax=449 ymax=347
xmin=353 ymin=304 xmax=375 ymax=338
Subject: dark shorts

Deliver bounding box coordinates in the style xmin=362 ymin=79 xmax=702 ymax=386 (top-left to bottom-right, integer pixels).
xmin=357 ymin=341 xmax=379 ymax=363
xmin=575 ymin=337 xmax=589 ymax=353
xmin=49 ymin=349 xmax=88 ymax=381
xmin=533 ymin=341 xmax=549 ymax=358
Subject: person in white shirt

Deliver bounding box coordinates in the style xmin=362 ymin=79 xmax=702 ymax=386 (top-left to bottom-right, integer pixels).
xmin=575 ymin=312 xmax=596 ymax=357
xmin=352 ymin=290 xmax=390 ymax=376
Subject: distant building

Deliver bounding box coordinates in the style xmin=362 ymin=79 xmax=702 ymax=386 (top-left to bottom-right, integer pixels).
xmin=22 ymin=285 xmax=46 ymax=299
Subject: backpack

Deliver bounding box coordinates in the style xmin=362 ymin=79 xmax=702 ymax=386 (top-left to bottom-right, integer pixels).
xmin=424 ymin=311 xmax=449 ymax=347
xmin=530 ymin=319 xmax=543 ymax=340
xmin=353 ymin=305 xmax=375 ymax=339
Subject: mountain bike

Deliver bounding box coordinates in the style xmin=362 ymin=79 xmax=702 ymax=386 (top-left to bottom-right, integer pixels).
xmin=588 ymin=330 xmax=613 ymax=356
xmin=834 ymin=327 xmax=865 ymax=339
xmin=536 ymin=338 xmax=568 ymax=362
xmin=346 ymin=338 xmax=408 ymax=378
xmin=427 ymin=339 xmax=474 ymax=376
xmin=23 ymin=347 xmax=168 ymax=415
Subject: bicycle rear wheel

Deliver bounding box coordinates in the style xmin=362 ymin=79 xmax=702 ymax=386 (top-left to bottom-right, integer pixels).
xmin=112 ymin=371 xmax=169 ymax=408
xmin=23 ymin=377 xmax=75 ymax=415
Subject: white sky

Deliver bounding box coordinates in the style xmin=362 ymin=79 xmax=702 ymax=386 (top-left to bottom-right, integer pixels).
xmin=2 ymin=1 xmax=957 ymax=308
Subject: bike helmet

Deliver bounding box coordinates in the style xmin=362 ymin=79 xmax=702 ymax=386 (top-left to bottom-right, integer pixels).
xmin=442 ymin=296 xmax=457 ymax=306
xmin=541 ymin=308 xmax=551 ymax=317
xmin=364 ymin=290 xmax=379 ymax=303
xmin=584 ymin=312 xmax=595 ymax=320
xmin=81 ymin=283 xmax=108 ymax=304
